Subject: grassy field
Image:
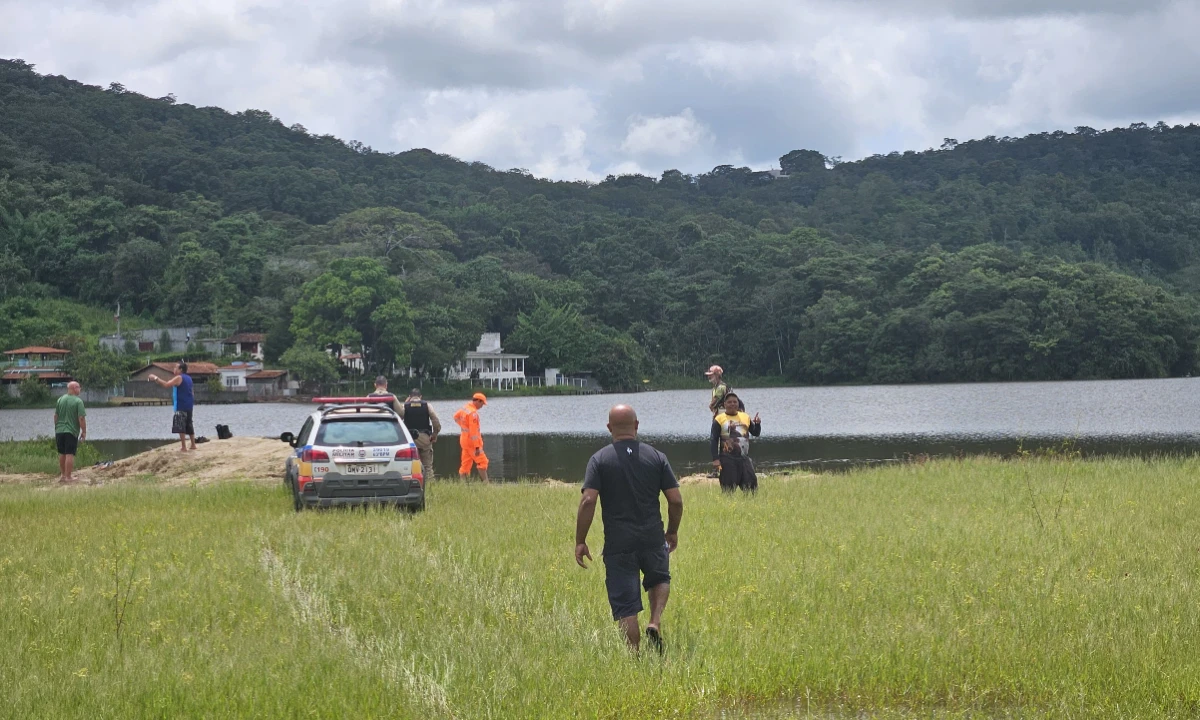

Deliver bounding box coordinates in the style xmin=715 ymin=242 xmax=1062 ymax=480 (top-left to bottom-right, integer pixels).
xmin=2 ymin=457 xmax=1200 ymax=718
xmin=0 ymin=437 xmax=101 ymax=474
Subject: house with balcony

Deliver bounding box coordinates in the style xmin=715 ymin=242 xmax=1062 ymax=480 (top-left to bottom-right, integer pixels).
xmin=447 ymin=333 xmax=529 ymax=390
xmin=222 ymin=333 xmax=266 ymax=360
xmin=2 ymin=346 xmax=73 ymax=390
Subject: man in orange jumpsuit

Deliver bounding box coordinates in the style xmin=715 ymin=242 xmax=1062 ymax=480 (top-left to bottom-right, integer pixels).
xmin=453 ymin=392 xmax=489 ymax=483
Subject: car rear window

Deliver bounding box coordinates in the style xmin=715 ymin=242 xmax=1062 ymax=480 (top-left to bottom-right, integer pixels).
xmin=316 ymin=419 xmax=403 ymax=447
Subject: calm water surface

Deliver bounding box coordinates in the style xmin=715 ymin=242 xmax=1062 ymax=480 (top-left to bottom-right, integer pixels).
xmin=4 ymin=378 xmax=1199 ymax=480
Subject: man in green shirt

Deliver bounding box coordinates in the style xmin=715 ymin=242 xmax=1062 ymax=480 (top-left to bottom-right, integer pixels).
xmin=53 ymin=381 xmax=87 ymax=484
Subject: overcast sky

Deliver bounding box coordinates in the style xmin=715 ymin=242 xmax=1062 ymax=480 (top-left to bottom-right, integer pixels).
xmin=3 ymin=0 xmax=1199 ymax=180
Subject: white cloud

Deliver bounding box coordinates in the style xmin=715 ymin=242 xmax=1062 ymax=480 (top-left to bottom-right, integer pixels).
xmin=1 ymin=0 xmax=1198 ymax=180
xmin=391 ymin=87 xmax=600 ymax=179
xmin=620 ymin=109 xmax=711 ymax=158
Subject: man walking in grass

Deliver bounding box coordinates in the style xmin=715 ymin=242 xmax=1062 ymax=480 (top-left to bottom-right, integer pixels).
xmin=53 ymin=381 xmax=86 ymax=484
xmin=575 ymin=404 xmax=683 ymax=654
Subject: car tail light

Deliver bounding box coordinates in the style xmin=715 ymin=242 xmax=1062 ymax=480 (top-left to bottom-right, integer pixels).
xmin=302 ymin=448 xmax=329 ymax=462
xmin=298 ymin=475 xmax=313 ymax=492
xmin=394 ymin=446 xmax=416 ymax=461
xmin=412 ymin=472 xmax=424 ymax=487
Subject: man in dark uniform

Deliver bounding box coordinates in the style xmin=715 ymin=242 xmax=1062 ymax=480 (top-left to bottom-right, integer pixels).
xmin=399 ymin=387 xmax=441 ymax=480
xmin=575 ymin=404 xmax=684 ymax=654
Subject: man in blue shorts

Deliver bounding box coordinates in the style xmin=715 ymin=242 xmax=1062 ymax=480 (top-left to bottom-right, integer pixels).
xmin=575 ymin=404 xmax=684 ymax=654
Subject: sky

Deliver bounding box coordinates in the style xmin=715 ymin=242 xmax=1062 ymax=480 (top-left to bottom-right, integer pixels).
xmin=2 ymin=0 xmax=1199 ymax=181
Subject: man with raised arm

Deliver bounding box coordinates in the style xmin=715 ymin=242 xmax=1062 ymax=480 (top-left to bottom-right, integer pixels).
xmin=575 ymin=404 xmax=684 ymax=654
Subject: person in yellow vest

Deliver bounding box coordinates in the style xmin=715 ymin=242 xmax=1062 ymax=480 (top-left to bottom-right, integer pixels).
xmin=453 ymin=392 xmax=489 ymax=483
xmin=709 ymin=392 xmax=761 ymax=492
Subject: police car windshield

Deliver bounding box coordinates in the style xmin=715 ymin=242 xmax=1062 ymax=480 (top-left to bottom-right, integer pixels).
xmin=316 ymin=419 xmax=403 ymax=447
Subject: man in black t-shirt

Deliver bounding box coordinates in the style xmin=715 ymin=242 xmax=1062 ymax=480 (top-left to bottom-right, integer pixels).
xmin=575 ymin=404 xmax=684 ymax=653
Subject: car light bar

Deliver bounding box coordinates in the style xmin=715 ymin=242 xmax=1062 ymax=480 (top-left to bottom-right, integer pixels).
xmin=312 ymin=396 xmax=396 ymax=404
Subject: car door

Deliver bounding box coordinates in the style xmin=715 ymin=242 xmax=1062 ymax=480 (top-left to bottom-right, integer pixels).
xmin=287 ymin=417 xmax=315 ymax=484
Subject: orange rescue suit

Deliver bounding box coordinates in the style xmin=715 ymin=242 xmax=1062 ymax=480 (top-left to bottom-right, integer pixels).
xmin=453 ymin=402 xmax=488 ymax=474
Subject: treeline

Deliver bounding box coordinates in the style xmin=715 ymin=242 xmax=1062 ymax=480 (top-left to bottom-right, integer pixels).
xmin=2 ymin=57 xmax=1199 ymax=389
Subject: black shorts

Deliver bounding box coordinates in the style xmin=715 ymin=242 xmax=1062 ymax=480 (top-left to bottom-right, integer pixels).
xmin=172 ymin=410 xmax=195 ymax=436
xmin=55 ymin=432 xmax=78 ymax=456
xmin=603 ymin=545 xmax=671 ymax=620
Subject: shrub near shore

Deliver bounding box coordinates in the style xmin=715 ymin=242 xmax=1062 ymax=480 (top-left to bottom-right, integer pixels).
xmin=1 ymin=457 xmax=1199 ymax=718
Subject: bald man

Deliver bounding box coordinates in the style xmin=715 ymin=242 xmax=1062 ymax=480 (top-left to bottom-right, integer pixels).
xmin=575 ymin=404 xmax=684 ymax=654
xmin=53 ymin=381 xmax=87 ymax=484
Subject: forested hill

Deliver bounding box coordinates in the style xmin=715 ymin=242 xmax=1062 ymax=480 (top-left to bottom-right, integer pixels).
xmin=3 ymin=56 xmax=1200 ymax=390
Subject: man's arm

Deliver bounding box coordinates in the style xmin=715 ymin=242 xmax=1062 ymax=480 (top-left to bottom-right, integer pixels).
xmin=710 ymin=419 xmax=721 ymax=463
xmin=152 ymin=374 xmax=182 ymax=388
xmin=428 ymin=405 xmax=442 ymax=438
xmin=79 ymin=416 xmax=87 ymax=440
xmin=575 ymin=488 xmax=598 ymax=567
xmin=663 ymin=487 xmax=683 ymax=552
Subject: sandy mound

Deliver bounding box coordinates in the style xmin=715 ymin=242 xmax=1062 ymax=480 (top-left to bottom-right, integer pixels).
xmin=78 ymin=437 xmax=291 ymax=487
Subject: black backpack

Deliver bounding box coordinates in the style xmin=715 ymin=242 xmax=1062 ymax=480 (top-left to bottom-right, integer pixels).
xmin=215 ymin=424 xmax=233 ymax=440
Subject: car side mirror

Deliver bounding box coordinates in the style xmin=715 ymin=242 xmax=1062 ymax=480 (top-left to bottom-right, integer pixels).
xmin=280 ymin=432 xmax=295 ymax=446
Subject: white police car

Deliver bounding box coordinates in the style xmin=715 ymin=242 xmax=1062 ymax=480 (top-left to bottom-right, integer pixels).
xmin=280 ymin=396 xmax=424 ymax=511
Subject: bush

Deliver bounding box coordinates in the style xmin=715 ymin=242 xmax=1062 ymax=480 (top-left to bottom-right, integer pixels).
xmin=18 ymin=375 xmax=49 ymax=404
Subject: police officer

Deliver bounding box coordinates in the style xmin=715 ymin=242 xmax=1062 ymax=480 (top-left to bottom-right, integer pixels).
xmin=399 ymin=387 xmax=441 ymax=480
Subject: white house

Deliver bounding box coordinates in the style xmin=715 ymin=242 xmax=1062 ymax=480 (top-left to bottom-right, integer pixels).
xmin=218 ymin=361 xmax=262 ymax=391
xmin=448 ymin=333 xmax=529 ymax=390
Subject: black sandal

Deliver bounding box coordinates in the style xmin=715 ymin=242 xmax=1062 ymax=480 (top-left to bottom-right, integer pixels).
xmin=645 ymin=626 xmax=664 ymax=655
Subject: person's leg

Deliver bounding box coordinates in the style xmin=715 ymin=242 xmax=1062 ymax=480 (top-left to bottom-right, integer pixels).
xmin=646 ymin=582 xmax=670 ymax=632
xmin=64 ymin=453 xmax=75 ymax=482
xmin=718 ymin=455 xmax=736 ymax=493
xmin=741 ymin=457 xmax=758 ymax=493
xmin=56 ymin=434 xmax=68 ymax=481
xmin=617 ymin=615 xmax=640 ymax=649
xmin=415 ymin=433 xmax=434 ymax=480
xmin=476 ymin=448 xmax=489 ymax=484
xmin=604 ymin=552 xmax=643 ymax=652
xmin=186 ymin=412 xmax=197 ymax=450
xmin=459 ymin=440 xmax=473 ymax=480
xmin=641 ymin=545 xmax=672 ymax=651
xmin=178 ymin=432 xmax=188 ymax=452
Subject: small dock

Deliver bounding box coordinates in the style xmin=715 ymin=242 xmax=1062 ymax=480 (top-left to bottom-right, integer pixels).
xmin=110 ymin=397 xmax=171 ymax=407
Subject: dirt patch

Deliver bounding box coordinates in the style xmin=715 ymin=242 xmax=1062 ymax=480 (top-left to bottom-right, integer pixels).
xmin=85 ymin=437 xmax=291 ymax=486
xmin=0 ymin=437 xmax=293 ymax=488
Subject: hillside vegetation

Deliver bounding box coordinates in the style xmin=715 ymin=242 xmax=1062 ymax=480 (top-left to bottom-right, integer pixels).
xmin=3 ymin=58 xmax=1200 ymax=388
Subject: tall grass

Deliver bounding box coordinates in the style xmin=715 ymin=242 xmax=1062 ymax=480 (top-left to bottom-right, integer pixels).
xmin=2 ymin=457 xmax=1199 ymax=717
xmin=0 ymin=437 xmax=101 ymax=474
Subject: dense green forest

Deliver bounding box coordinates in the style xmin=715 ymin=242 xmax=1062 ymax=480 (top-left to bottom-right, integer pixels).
xmin=3 ymin=57 xmax=1200 ymax=390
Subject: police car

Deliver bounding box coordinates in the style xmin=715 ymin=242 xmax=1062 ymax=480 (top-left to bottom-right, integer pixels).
xmin=280 ymin=396 xmax=425 ymax=511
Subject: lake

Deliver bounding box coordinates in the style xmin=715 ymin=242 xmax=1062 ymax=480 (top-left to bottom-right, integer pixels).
xmin=4 ymin=378 xmax=1200 ymax=480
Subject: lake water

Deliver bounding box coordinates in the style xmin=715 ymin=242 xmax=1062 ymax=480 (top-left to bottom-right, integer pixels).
xmin=4 ymin=379 xmax=1200 ymax=480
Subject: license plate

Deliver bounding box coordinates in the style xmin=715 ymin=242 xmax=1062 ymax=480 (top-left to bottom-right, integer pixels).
xmin=344 ymin=464 xmax=382 ymax=475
